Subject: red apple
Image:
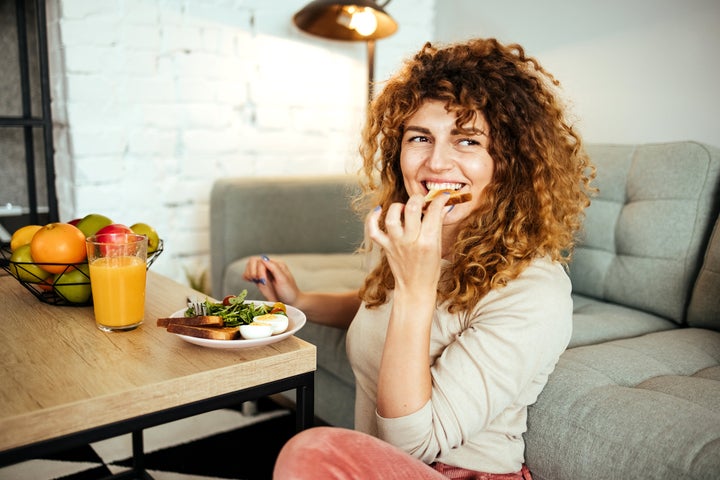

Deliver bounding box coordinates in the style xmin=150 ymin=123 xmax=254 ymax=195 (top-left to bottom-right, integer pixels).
xmin=96 ymin=223 xmax=133 ymax=236
xmin=93 ymin=224 xmax=133 ymax=253
xmin=89 ymin=224 xmax=140 ymax=257
xmin=68 ymin=218 xmax=82 ymax=226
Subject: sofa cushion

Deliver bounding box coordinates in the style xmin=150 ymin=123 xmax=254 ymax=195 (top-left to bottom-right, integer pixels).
xmin=687 ymin=214 xmax=720 ymax=331
xmin=570 ymin=294 xmax=677 ymax=348
xmin=525 ymin=328 xmax=720 ymax=480
xmin=571 ymin=142 xmax=720 ymax=325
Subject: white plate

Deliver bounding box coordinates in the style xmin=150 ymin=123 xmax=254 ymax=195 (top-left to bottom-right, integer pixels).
xmin=168 ymin=301 xmax=306 ymax=350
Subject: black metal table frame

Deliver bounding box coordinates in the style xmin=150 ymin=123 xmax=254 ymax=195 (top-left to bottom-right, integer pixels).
xmin=0 ymin=371 xmax=314 ymax=479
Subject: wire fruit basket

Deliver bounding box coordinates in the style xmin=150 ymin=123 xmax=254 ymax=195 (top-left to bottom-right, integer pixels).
xmin=0 ymin=239 xmax=163 ymax=307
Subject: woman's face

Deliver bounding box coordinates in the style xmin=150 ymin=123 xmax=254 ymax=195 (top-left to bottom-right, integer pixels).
xmin=400 ymin=99 xmax=494 ymax=226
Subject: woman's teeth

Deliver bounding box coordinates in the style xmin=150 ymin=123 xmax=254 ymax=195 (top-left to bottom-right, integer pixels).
xmin=425 ymin=182 xmax=463 ymax=191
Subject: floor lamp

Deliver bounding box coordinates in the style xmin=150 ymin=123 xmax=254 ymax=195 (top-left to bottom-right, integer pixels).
xmin=292 ymin=0 xmax=398 ymax=101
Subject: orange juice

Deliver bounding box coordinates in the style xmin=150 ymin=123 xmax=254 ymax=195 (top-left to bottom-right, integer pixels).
xmin=89 ymin=256 xmax=147 ymax=330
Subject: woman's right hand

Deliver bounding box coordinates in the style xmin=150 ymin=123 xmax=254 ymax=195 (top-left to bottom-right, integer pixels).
xmin=242 ymin=255 xmax=301 ymax=305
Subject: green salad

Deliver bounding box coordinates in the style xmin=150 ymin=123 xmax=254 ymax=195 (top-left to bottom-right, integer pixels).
xmin=185 ymin=290 xmax=287 ymax=327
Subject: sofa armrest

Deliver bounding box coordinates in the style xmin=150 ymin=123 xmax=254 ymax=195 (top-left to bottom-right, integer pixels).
xmin=210 ymin=175 xmax=364 ymax=299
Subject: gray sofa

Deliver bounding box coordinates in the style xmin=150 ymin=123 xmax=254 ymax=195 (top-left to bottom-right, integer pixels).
xmin=210 ymin=141 xmax=720 ymax=479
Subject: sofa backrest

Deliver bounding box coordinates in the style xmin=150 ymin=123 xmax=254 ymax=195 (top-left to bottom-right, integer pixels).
xmin=210 ymin=175 xmax=364 ymax=299
xmin=569 ymin=141 xmax=720 ymax=325
xmin=687 ymin=213 xmax=720 ymax=331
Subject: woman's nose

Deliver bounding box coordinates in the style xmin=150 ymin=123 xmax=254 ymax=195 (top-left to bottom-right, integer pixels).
xmin=426 ymin=143 xmax=453 ymax=171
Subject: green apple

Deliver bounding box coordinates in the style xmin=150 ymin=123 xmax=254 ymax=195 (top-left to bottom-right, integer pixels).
xmin=130 ymin=222 xmax=160 ymax=253
xmin=53 ymin=263 xmax=92 ymax=304
xmin=76 ymin=213 xmax=113 ymax=238
xmin=9 ymin=245 xmax=51 ymax=283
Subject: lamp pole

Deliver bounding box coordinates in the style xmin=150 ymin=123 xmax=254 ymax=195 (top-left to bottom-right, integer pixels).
xmin=367 ymin=39 xmax=375 ymax=101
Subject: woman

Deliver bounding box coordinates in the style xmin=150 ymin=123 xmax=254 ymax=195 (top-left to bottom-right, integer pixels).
xmin=243 ymin=38 xmax=595 ymax=479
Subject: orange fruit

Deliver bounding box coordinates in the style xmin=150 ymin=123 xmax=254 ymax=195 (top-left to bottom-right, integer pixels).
xmin=30 ymin=223 xmax=87 ymax=274
xmin=10 ymin=225 xmax=42 ymax=251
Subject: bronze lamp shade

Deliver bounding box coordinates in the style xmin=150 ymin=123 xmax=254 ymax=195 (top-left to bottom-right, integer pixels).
xmin=293 ymin=0 xmax=397 ymax=41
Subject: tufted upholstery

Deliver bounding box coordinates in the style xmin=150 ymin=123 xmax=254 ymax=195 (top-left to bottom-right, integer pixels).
xmin=571 ymin=142 xmax=720 ymax=325
xmin=567 ymin=142 xmax=720 ymax=349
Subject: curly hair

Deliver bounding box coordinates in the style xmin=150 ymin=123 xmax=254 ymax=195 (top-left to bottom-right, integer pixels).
xmin=355 ymin=38 xmax=596 ymax=313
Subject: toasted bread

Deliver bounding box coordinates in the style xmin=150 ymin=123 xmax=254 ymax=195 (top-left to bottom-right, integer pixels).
xmin=166 ymin=323 xmax=240 ymax=340
xmin=157 ymin=315 xmax=224 ymax=328
xmin=424 ymin=189 xmax=472 ymax=206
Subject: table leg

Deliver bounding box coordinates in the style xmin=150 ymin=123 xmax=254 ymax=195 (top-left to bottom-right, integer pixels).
xmin=295 ymin=373 xmax=315 ymax=431
xmin=131 ymin=430 xmax=153 ymax=480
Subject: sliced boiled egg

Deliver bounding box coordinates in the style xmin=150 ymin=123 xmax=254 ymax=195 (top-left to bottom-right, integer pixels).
xmin=253 ymin=313 xmax=289 ymax=335
xmin=239 ymin=322 xmax=273 ymax=339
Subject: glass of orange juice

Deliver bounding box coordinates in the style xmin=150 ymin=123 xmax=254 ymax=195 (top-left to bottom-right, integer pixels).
xmin=86 ymin=233 xmax=148 ymax=332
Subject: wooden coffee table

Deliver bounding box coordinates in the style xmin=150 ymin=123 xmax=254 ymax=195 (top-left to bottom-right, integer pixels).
xmin=0 ymin=270 xmax=316 ymax=478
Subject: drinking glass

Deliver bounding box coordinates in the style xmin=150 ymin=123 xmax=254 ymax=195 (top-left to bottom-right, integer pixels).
xmin=86 ymin=233 xmax=148 ymax=332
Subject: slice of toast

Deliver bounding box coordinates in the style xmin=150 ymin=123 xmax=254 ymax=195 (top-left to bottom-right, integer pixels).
xmin=157 ymin=315 xmax=224 ymax=328
xmin=166 ymin=323 xmax=240 ymax=340
xmin=424 ymin=189 xmax=472 ymax=206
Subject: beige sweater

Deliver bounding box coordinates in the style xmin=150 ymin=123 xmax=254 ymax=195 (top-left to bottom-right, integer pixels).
xmin=346 ymin=256 xmax=572 ymax=473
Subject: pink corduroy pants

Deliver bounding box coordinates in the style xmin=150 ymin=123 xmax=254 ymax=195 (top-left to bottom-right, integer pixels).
xmin=273 ymin=426 xmax=532 ymax=480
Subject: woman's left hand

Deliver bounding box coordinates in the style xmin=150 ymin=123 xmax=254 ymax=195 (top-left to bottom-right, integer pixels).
xmin=366 ymin=193 xmax=451 ymax=294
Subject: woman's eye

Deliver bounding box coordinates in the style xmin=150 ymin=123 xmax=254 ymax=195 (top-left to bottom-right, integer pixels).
xmin=458 ymin=138 xmax=480 ymax=146
xmin=407 ymin=135 xmax=430 ymax=143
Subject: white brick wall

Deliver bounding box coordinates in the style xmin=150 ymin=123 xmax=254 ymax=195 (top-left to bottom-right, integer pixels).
xmin=45 ymin=0 xmax=435 ymax=291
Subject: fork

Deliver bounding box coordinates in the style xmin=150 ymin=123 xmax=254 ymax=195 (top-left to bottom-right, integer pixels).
xmin=186 ymin=296 xmax=207 ymax=316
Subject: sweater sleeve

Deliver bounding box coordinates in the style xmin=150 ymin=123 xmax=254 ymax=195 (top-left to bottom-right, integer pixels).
xmin=376 ymin=258 xmax=573 ymax=463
